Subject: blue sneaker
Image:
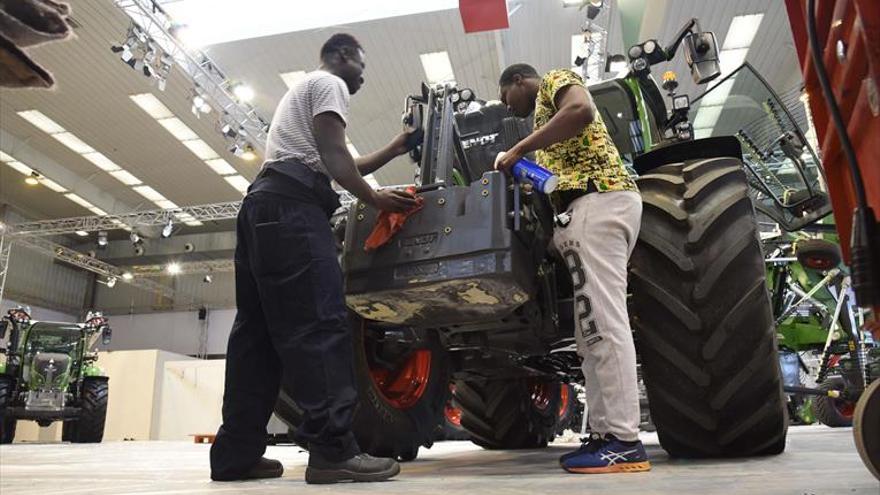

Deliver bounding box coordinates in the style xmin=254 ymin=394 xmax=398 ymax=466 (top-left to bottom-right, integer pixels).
xmin=559 ymin=433 xmax=606 ymax=466
xmin=561 ymin=434 xmax=651 ymax=474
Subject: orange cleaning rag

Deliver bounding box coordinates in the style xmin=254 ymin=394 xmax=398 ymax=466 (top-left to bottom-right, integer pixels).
xmin=364 ymin=187 xmax=424 ymax=252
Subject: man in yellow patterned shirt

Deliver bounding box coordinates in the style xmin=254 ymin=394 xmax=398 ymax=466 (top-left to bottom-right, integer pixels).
xmin=496 ymin=64 xmax=648 ymax=474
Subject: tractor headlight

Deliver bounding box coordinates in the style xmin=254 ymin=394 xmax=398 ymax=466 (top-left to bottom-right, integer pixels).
xmin=673 ymin=94 xmax=690 ymax=111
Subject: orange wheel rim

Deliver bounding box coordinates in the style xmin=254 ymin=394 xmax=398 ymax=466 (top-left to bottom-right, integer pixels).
xmin=529 ymin=380 xmax=553 ymax=412
xmin=445 ymin=403 xmax=463 ymax=426
xmin=558 ymin=384 xmax=571 ymax=418
xmin=368 ymin=348 xmax=432 ymax=410
xmin=836 ymin=399 xmax=855 ymax=418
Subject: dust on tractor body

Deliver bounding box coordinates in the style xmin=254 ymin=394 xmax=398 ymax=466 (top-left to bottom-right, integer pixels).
xmin=274 ymin=18 xmax=839 ymax=461
xmin=0 ymin=308 xmax=112 ymax=444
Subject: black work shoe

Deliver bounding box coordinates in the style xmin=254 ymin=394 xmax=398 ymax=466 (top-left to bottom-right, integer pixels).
xmin=246 ymin=457 xmax=284 ymax=479
xmin=212 ymin=457 xmax=283 ymax=481
xmin=305 ymin=453 xmax=400 ymax=484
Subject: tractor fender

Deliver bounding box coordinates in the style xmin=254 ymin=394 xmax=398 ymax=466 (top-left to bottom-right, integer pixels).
xmin=633 ymin=136 xmax=742 ymax=175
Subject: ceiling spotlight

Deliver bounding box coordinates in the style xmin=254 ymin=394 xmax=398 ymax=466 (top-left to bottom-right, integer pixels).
xmin=111 ymin=44 xmax=130 ymax=59
xmin=161 ymin=219 xmax=174 ymax=238
xmin=106 ymin=277 xmax=117 ymax=288
xmin=25 ymin=171 xmax=41 ymax=185
xmin=240 ymin=145 xmax=256 ymax=161
xmin=111 ymin=42 xmax=133 ymax=62
xmin=221 ymin=123 xmax=237 ymax=138
xmin=158 ymin=54 xmax=173 ymax=73
xmin=203 ymin=274 xmax=213 ymax=284
xmin=166 ymin=262 xmax=181 ymax=275
xmin=191 ymin=93 xmax=212 ymax=116
xmin=122 ymin=272 xmax=134 ymax=281
xmin=97 ymin=231 xmax=108 ymax=248
xmin=75 ymin=230 xmax=89 ymax=237
xmin=230 ymin=142 xmax=257 ymax=161
xmin=130 ymin=232 xmax=143 ymax=245
xmin=231 ymin=83 xmax=255 ymax=102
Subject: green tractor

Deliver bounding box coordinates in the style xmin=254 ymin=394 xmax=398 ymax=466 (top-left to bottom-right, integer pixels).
xmin=0 ymin=308 xmax=112 ymax=443
xmin=766 ymin=230 xmax=879 ymax=427
xmin=276 ymin=19 xmax=830 ymax=460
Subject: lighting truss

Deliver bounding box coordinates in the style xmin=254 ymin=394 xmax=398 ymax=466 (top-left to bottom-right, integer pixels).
xmin=11 ymin=236 xmax=175 ymax=299
xmin=114 ymin=0 xmax=270 ymax=153
xmin=7 ymin=201 xmax=242 ymax=238
xmin=128 ymin=259 xmax=235 ymax=277
xmin=1 ymin=192 xmax=367 ymax=303
xmin=571 ymin=1 xmax=614 ymax=81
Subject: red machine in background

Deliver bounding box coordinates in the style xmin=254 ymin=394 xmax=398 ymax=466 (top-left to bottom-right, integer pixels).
xmin=785 ymin=0 xmax=879 ymax=480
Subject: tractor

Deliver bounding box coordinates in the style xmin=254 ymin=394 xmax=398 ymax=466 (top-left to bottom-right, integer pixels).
xmin=0 ymin=308 xmax=112 ymax=443
xmin=275 ymin=18 xmax=831 ymax=461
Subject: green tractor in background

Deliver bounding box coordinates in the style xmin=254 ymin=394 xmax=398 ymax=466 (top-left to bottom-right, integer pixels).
xmin=0 ymin=308 xmax=112 ymax=443
xmin=766 ymin=230 xmax=879 ymax=427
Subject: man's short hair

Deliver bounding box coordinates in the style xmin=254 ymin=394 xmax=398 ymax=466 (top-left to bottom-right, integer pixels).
xmin=499 ymin=63 xmax=539 ymax=86
xmin=320 ymin=33 xmax=362 ymax=61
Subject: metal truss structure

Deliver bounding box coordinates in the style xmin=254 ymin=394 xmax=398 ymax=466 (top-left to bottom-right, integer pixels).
xmin=570 ymin=1 xmax=615 ymax=82
xmin=113 ymin=0 xmax=271 ymax=153
xmin=8 ymin=201 xmax=242 ymax=238
xmin=10 ymin=235 xmax=175 ymax=299
xmin=129 ymin=259 xmax=235 ymax=277
xmin=1 ymin=183 xmax=364 ymax=305
xmin=0 ymin=200 xmax=242 ymax=303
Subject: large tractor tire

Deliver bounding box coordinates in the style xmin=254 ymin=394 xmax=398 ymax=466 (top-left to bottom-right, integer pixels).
xmin=630 ymin=157 xmax=788 ymax=458
xmin=0 ymin=376 xmax=16 ymax=444
xmin=811 ymin=376 xmax=854 ymax=427
xmin=66 ymin=377 xmax=109 ymax=443
xmin=275 ymin=315 xmax=449 ymax=461
xmin=452 ymin=378 xmax=562 ymax=449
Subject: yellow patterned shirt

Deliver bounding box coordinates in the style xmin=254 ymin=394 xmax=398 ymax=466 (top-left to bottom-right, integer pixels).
xmin=534 ymin=69 xmax=637 ymax=193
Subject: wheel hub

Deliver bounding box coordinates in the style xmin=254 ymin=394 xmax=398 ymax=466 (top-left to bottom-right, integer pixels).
xmin=368 ymin=348 xmax=431 ymax=410
xmin=529 ymin=381 xmax=553 ymax=412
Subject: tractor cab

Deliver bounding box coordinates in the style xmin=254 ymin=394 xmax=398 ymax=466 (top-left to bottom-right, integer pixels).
xmin=689 ymin=63 xmax=831 ymax=231
xmin=587 ymin=18 xmax=831 ymax=232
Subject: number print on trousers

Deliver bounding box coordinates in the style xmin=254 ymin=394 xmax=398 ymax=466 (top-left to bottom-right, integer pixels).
xmin=564 ymin=249 xmax=599 ymax=340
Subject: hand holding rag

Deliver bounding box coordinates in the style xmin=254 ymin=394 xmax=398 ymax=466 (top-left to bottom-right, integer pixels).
xmin=364 ymin=187 xmax=424 ymax=252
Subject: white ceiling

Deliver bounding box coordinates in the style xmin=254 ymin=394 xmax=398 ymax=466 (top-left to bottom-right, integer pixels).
xmin=0 ymin=0 xmax=801 ymax=229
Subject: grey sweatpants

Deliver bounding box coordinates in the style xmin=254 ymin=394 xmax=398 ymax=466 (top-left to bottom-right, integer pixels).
xmin=553 ymin=190 xmax=642 ymax=441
